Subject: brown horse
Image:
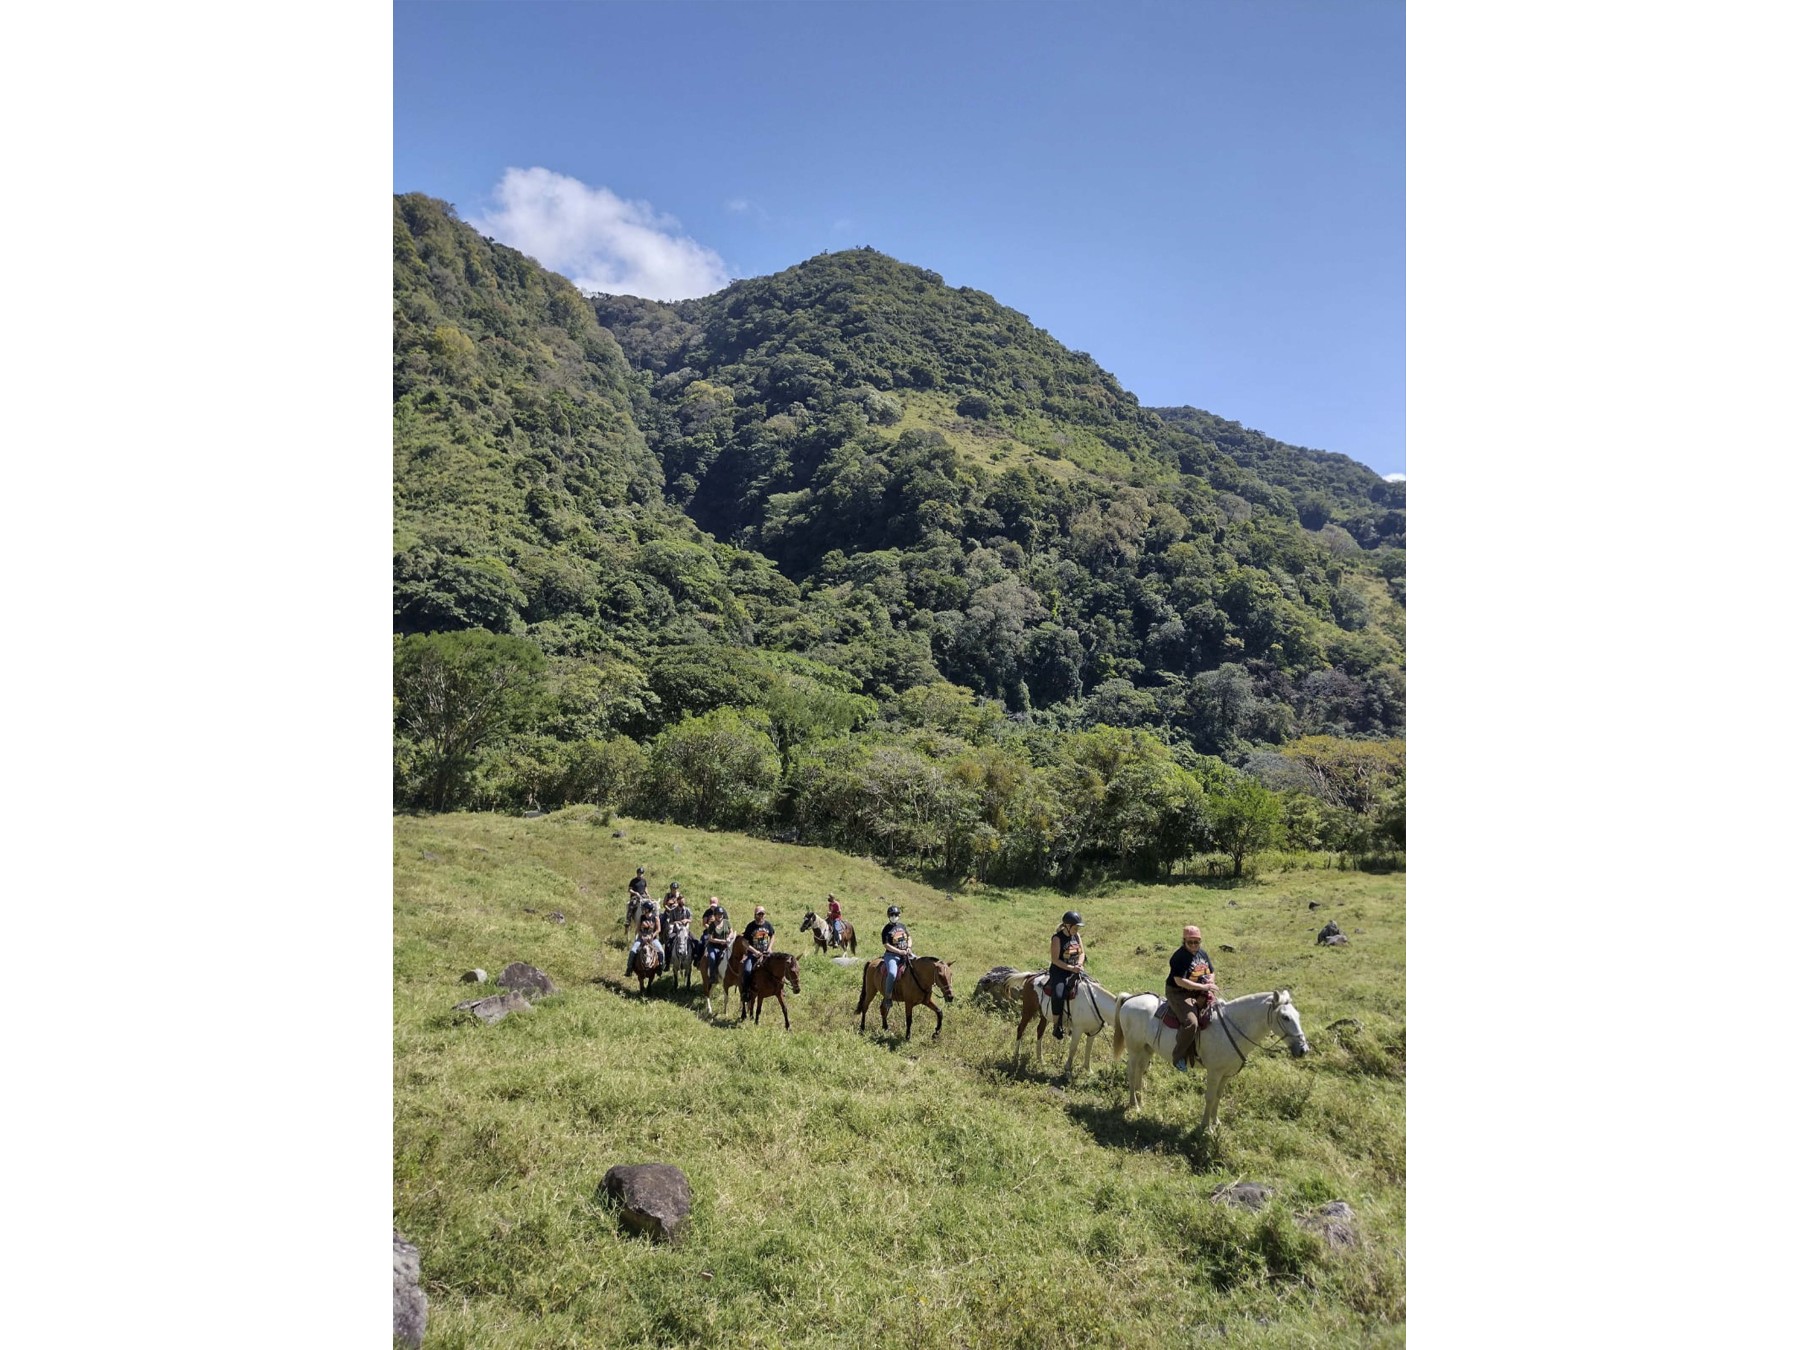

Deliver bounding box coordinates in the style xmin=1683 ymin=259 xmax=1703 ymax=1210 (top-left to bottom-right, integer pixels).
xmin=733 ymin=944 xmax=801 ymax=1029
xmin=627 ymin=936 xmax=663 ymax=993
xmin=856 ymin=955 xmax=954 ymax=1039
xmin=800 ymin=910 xmax=857 ymax=955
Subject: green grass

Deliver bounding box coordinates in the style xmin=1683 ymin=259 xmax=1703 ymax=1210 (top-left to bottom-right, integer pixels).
xmin=395 ymin=810 xmax=1405 ymax=1348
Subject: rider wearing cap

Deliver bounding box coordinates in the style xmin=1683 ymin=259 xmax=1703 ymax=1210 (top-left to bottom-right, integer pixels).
xmin=700 ymin=896 xmax=733 ymax=981
xmin=628 ymin=866 xmax=649 ymax=899
xmin=740 ymin=904 xmax=775 ymax=999
xmin=1048 ymin=910 xmax=1086 ymax=1040
xmin=879 ymin=905 xmax=912 ymax=1012
xmin=825 ymin=893 xmax=844 ymax=946
xmin=1165 ymin=924 xmax=1219 ymax=1073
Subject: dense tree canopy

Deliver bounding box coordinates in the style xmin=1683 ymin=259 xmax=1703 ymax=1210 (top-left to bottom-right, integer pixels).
xmin=392 ymin=195 xmax=1404 ymax=876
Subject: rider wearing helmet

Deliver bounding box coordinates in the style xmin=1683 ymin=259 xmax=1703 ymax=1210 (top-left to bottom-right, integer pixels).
xmin=879 ymin=905 xmax=912 ymax=1012
xmin=740 ymin=904 xmax=775 ymax=999
xmin=1048 ymin=910 xmax=1086 ymax=1040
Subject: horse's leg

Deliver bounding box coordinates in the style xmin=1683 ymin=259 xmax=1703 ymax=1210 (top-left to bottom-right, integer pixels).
xmin=1014 ymin=1000 xmax=1031 ymax=1063
xmin=1063 ymin=1030 xmax=1078 ymax=1079
xmin=903 ymin=1001 xmax=913 ymax=1040
xmin=1202 ymin=1068 xmax=1228 ymax=1132
xmin=931 ymin=998 xmax=943 ymax=1040
xmin=776 ymin=991 xmax=790 ymax=1030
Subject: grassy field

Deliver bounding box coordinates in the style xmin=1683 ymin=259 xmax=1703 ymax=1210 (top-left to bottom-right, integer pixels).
xmin=395 ymin=810 xmax=1405 ymax=1348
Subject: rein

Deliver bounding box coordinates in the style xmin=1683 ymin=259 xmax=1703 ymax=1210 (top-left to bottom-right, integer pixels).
xmin=1213 ymin=1002 xmax=1296 ymax=1068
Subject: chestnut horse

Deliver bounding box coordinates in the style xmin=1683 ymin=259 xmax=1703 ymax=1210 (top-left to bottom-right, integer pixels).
xmin=733 ymin=945 xmax=801 ymax=1029
xmin=800 ymin=909 xmax=857 ymax=955
xmin=855 ymin=955 xmax=954 ymax=1039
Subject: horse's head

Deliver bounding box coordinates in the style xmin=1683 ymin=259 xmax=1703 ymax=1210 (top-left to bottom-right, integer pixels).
xmin=800 ymin=911 xmax=817 ymax=931
xmin=931 ymin=958 xmax=954 ymax=1003
xmin=1269 ymin=990 xmax=1308 ymax=1057
xmin=781 ymin=952 xmax=801 ymax=992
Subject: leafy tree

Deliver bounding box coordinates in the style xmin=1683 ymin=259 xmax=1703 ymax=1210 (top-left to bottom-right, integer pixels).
xmin=394 ymin=631 xmax=545 ymax=811
xmin=640 ymin=709 xmax=778 ymax=827
xmin=1209 ymin=777 xmax=1282 ymax=877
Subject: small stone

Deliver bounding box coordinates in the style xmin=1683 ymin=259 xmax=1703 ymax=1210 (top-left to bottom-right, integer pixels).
xmin=1308 ymin=900 xmax=1322 ymax=910
xmin=1323 ymin=934 xmax=1350 ymax=947
xmin=497 ymin=962 xmax=557 ymax=998
xmin=420 ymin=851 xmax=440 ymax=862
xmin=1219 ymin=943 xmax=1236 ymax=953
xmin=548 ymin=912 xmax=566 ymax=924
xmin=1354 ymin=928 xmax=1365 ymax=934
xmin=460 ymin=969 xmax=488 ymax=984
xmin=393 ymin=1229 xmax=427 ymax=1348
xmin=602 ymin=1163 xmax=693 ymax=1245
xmin=1227 ymin=900 xmax=1238 ymax=908
xmin=612 ymin=830 xmax=625 ymax=839
xmin=454 ymin=991 xmax=531 ymax=1024
xmin=522 ymin=908 xmax=538 ymax=915
xmin=1211 ymin=1181 xmax=1273 ymax=1212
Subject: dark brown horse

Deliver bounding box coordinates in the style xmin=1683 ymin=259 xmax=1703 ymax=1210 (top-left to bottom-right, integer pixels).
xmin=800 ymin=909 xmax=857 ymax=955
xmin=856 ymin=955 xmax=954 ymax=1039
xmin=627 ymin=936 xmax=663 ymax=993
xmin=733 ymin=946 xmax=801 ymax=1029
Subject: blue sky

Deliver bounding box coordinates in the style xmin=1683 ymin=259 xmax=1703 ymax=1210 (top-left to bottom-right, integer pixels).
xmin=396 ymin=0 xmax=1404 ymax=476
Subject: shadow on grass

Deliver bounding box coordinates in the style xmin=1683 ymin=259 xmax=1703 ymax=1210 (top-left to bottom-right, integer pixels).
xmin=1064 ymin=1100 xmax=1223 ymax=1172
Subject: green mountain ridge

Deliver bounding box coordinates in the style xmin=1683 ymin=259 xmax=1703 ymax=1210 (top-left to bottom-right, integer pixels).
xmin=392 ymin=194 xmax=1404 ymax=867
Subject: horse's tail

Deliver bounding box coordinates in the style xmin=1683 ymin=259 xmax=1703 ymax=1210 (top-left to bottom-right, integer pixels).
xmin=1111 ymin=994 xmax=1131 ymax=1061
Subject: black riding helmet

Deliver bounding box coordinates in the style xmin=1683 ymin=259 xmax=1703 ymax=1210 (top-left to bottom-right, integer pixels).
xmin=1063 ymin=911 xmax=1083 ymax=926
xmin=887 ymin=905 xmax=901 ymax=917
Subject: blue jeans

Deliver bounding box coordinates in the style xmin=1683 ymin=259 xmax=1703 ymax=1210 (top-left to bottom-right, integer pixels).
xmin=882 ymin=955 xmax=906 ymax=998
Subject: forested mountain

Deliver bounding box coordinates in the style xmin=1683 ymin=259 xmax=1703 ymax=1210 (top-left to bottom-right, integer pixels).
xmin=393 ymin=194 xmax=1404 ymax=880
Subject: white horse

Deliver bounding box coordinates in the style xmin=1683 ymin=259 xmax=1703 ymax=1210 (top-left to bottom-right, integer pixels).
xmin=1008 ymin=971 xmax=1123 ymax=1079
xmin=1112 ymin=989 xmax=1310 ymax=1130
xmin=664 ymin=918 xmax=693 ymax=988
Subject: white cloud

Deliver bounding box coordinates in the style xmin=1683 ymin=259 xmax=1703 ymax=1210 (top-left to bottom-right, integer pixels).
xmin=1384 ymin=472 xmax=1406 ymax=482
xmin=469 ymin=167 xmax=730 ymax=301
xmin=725 ymin=197 xmax=751 ymax=213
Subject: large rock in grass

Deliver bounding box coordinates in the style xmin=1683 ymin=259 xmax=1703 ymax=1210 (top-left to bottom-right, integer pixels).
xmin=602 ymin=1163 xmax=693 ymax=1245
xmin=1316 ymin=920 xmax=1343 ymax=945
xmin=1211 ymin=1181 xmax=1273 ymax=1212
xmin=453 ymin=991 xmax=531 ymax=1024
xmin=497 ymin=962 xmax=556 ymax=997
xmin=393 ymin=1228 xmax=427 ymax=1348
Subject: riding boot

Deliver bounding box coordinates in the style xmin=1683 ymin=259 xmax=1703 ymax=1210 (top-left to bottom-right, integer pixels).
xmin=1053 ymin=1015 xmax=1065 ymax=1039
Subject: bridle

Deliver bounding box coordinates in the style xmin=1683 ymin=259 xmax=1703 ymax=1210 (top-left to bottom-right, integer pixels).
xmin=1214 ymin=998 xmax=1304 ymax=1069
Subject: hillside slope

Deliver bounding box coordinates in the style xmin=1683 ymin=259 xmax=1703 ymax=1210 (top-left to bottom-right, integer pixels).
xmin=394 ymin=811 xmax=1407 ymax=1348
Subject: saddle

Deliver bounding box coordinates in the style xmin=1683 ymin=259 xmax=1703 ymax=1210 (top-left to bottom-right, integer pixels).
xmin=1155 ymin=997 xmax=1215 ymax=1031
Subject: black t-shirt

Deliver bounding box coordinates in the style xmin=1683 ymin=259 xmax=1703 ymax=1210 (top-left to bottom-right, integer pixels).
xmin=663 ymin=903 xmax=691 ymax=928
xmin=881 ymin=921 xmax=911 ymax=953
xmin=744 ymin=918 xmax=774 ymax=952
xmin=638 ymin=911 xmax=660 ymax=937
xmin=1053 ymin=930 xmax=1084 ymax=970
xmin=1167 ymin=946 xmax=1214 ymax=989
xmin=629 ymin=876 xmax=648 ymax=896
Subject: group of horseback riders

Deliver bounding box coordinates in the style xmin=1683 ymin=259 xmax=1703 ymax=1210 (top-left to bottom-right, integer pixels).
xmin=623 ymin=867 xmax=797 ymax=1003
xmin=627 ymin=867 xmax=1219 ymax=1065
xmin=1047 ymin=912 xmax=1219 ymax=1073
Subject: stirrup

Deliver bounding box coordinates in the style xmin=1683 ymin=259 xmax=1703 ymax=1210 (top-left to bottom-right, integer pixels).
xmin=1172 ymin=1057 xmax=1188 ymax=1073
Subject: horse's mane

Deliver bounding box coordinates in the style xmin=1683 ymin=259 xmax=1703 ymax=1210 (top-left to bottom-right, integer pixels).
xmin=916 ymin=953 xmax=943 ymax=963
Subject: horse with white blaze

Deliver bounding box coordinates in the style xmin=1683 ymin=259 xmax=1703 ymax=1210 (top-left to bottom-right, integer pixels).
xmin=1112 ymin=989 xmax=1310 ymax=1130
